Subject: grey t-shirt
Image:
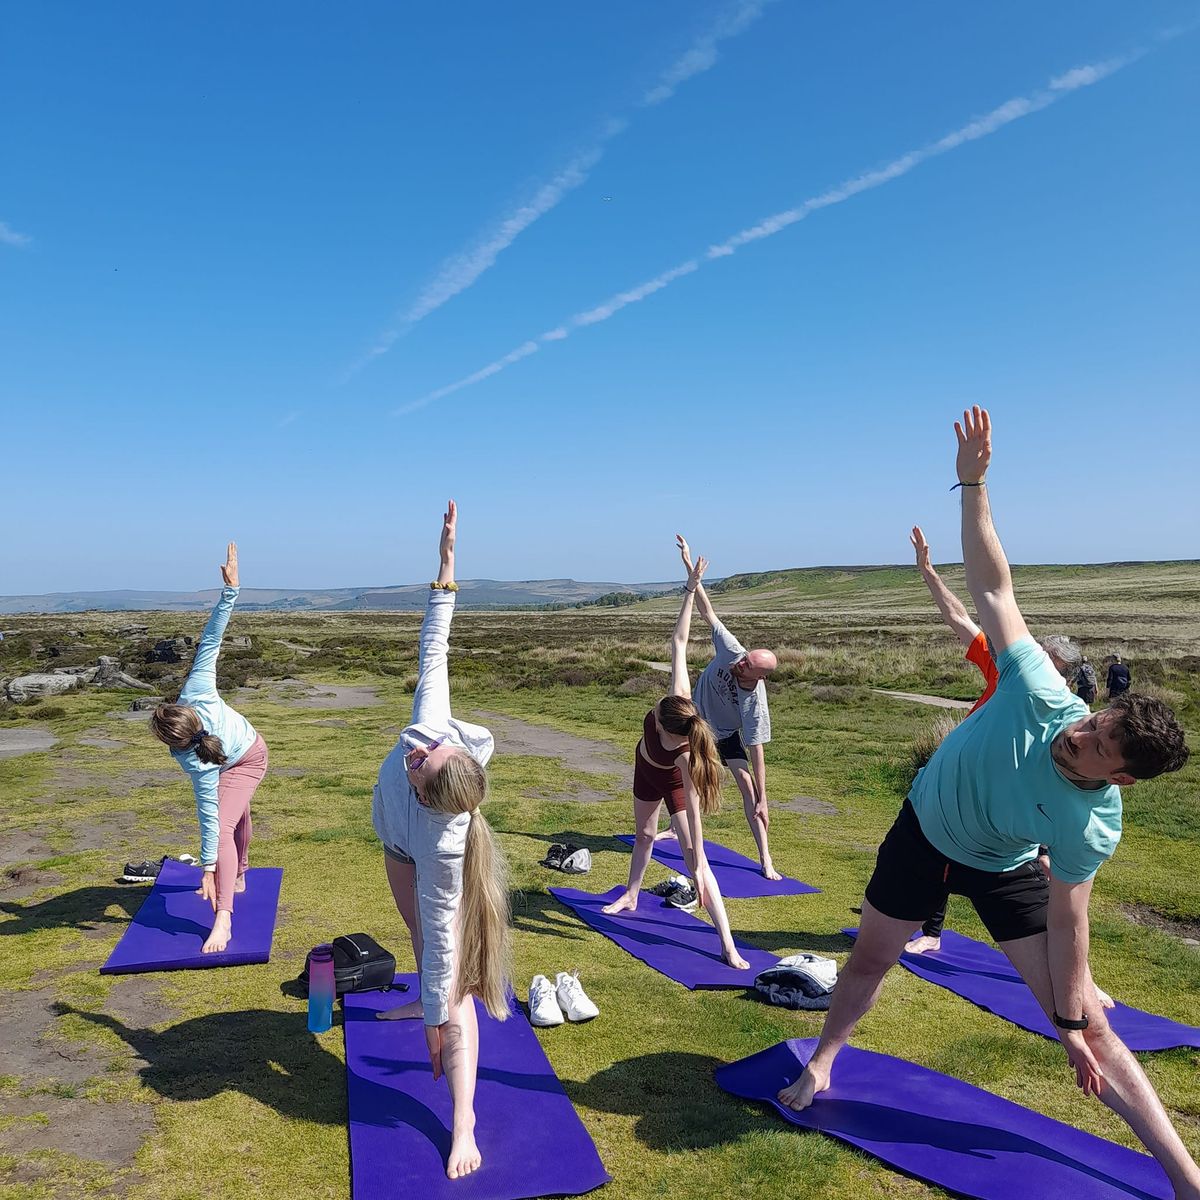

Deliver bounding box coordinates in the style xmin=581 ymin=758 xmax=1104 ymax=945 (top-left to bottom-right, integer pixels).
xmin=692 ymin=619 xmax=771 ymax=746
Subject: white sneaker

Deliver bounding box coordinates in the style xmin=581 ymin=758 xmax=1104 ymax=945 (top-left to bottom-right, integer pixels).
xmin=528 ymin=974 xmax=564 ymax=1027
xmin=555 ymin=971 xmax=599 ymax=1022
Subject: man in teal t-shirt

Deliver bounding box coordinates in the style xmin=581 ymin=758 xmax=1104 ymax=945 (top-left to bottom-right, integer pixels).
xmin=778 ymin=409 xmax=1198 ymax=1196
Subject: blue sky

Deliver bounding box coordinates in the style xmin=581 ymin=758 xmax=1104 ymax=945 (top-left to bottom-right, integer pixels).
xmin=3 ymin=1 xmax=1197 ymax=593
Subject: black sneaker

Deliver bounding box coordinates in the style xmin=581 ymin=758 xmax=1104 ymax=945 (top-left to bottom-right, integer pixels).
xmin=541 ymin=844 xmax=568 ymax=870
xmin=665 ymin=882 xmax=698 ymax=912
xmin=121 ymin=853 xmax=197 ymax=883
xmin=121 ymin=859 xmax=160 ymax=883
xmin=647 ymin=875 xmax=687 ymax=898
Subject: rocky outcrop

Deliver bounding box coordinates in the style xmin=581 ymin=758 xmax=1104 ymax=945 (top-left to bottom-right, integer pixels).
xmin=147 ymin=637 xmax=193 ymax=664
xmin=5 ymin=674 xmax=80 ymax=703
xmin=129 ymin=696 xmax=165 ymax=711
xmin=94 ymin=657 xmax=154 ymax=690
xmin=227 ymin=635 xmax=251 ymax=649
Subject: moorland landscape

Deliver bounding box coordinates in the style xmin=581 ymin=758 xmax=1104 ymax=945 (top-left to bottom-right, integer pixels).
xmin=1 ymin=560 xmax=1197 ymax=1199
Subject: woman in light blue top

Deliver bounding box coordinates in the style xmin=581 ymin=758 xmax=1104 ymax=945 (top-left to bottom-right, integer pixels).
xmin=150 ymin=543 xmax=269 ymax=953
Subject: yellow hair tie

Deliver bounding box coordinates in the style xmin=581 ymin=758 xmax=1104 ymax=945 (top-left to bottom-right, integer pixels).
xmin=429 ymin=581 xmax=459 ymax=592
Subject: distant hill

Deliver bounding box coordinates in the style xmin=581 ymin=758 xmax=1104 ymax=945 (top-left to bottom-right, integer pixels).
xmin=0 ymin=578 xmax=680 ymax=615
xmin=3 ymin=560 xmax=1196 ymax=616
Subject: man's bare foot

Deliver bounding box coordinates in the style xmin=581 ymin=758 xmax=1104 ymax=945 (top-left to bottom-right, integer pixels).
xmin=904 ymin=934 xmax=941 ymax=955
xmin=778 ymin=1061 xmax=832 ymax=1111
xmin=724 ymin=948 xmax=751 ymax=970
xmin=446 ymin=1124 xmax=481 ymax=1180
xmin=202 ymin=911 xmax=232 ymax=954
xmin=377 ymin=997 xmax=424 ymax=1021
xmin=1095 ymin=986 xmax=1115 ymax=1009
xmin=654 ymin=829 xmax=678 ymax=842
xmin=761 ymin=860 xmax=783 ymax=881
xmin=602 ymin=891 xmax=638 ymax=915
xmin=234 ymin=874 xmax=247 ymax=894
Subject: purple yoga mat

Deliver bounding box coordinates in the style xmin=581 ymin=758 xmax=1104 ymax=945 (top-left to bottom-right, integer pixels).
xmin=717 ymin=1038 xmax=1171 ymax=1200
xmin=844 ymin=928 xmax=1200 ymax=1052
xmin=100 ymin=859 xmax=282 ymax=974
xmin=551 ymin=885 xmax=777 ymax=988
xmin=343 ymin=974 xmax=610 ymax=1200
xmin=614 ymin=834 xmax=820 ymax=898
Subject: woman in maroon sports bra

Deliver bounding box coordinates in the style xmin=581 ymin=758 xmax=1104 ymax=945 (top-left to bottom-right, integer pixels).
xmin=602 ymin=550 xmax=749 ymax=970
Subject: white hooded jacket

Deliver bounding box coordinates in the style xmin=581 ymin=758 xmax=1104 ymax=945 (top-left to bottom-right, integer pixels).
xmin=372 ymin=590 xmax=494 ymax=1026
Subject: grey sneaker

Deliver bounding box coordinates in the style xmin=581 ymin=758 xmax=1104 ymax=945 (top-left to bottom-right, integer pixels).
xmin=665 ymin=881 xmax=698 ymax=912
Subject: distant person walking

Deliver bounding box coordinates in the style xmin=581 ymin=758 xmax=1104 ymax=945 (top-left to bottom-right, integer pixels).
xmin=372 ymin=501 xmax=512 ymax=1182
xmin=603 ymin=548 xmax=749 ymax=971
xmin=675 ymin=535 xmax=781 ymax=880
xmin=1077 ymin=657 xmax=1098 ymax=705
xmin=149 ymin=543 xmax=269 ymax=955
xmin=904 ymin=526 xmax=1084 ymax=956
xmin=1107 ymin=654 xmax=1131 ymax=700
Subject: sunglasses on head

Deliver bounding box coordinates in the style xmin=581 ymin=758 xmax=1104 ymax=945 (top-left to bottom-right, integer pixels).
xmin=406 ymin=736 xmax=446 ymax=774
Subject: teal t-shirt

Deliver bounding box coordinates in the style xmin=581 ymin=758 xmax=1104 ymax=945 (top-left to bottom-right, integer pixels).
xmin=909 ymin=637 xmax=1121 ymax=884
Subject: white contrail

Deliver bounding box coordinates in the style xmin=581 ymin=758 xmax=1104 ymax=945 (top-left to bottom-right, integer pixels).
xmin=351 ymin=1 xmax=771 ymax=377
xmin=399 ymin=49 xmax=1145 ymax=414
xmin=643 ymin=0 xmax=773 ymax=106
xmin=0 ymin=221 xmax=31 ymax=248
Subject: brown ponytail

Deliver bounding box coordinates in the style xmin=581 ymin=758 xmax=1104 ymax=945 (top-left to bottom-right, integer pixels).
xmin=150 ymin=704 xmax=228 ymax=766
xmin=659 ymin=695 xmax=723 ymax=815
xmin=422 ymin=751 xmax=512 ymax=1020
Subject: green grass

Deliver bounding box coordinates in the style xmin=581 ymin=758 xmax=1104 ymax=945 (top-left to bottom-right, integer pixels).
xmin=1 ymin=589 xmax=1198 ymax=1198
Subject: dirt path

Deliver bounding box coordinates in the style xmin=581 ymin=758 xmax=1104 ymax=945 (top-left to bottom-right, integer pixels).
xmin=472 ymin=710 xmax=628 ymax=803
xmin=0 ymin=728 xmax=58 ymax=758
xmin=872 ymin=688 xmax=972 ymax=711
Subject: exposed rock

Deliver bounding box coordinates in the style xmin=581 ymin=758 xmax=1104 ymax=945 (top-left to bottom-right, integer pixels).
xmin=146 ymin=637 xmax=193 ymax=664
xmin=6 ymin=674 xmax=79 ymax=703
xmin=117 ymin=624 xmax=149 ymax=636
xmin=129 ymin=696 xmax=165 ymax=711
xmin=227 ymin=635 xmax=252 ymax=649
xmin=94 ymin=657 xmax=153 ymax=691
xmin=51 ymin=665 xmax=99 ymax=678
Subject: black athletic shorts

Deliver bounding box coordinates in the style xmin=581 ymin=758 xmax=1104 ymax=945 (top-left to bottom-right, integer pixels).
xmin=865 ymin=800 xmax=1049 ymax=943
xmin=715 ymin=731 xmax=748 ymax=765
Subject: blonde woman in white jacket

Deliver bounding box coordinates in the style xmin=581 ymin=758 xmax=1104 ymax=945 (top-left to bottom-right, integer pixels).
xmin=371 ymin=500 xmax=511 ymax=1182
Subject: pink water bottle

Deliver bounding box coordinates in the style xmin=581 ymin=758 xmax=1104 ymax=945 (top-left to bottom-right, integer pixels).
xmin=307 ymin=943 xmax=335 ymax=1033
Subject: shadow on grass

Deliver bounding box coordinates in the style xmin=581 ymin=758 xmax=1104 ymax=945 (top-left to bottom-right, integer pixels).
xmin=54 ymin=1002 xmax=346 ymax=1123
xmin=510 ymin=888 xmax=595 ymax=945
xmin=567 ymin=1051 xmax=766 ymax=1152
xmin=0 ymin=884 xmax=145 ymax=936
xmin=495 ymin=826 xmax=619 ymax=862
xmin=731 ymin=926 xmax=853 ymax=957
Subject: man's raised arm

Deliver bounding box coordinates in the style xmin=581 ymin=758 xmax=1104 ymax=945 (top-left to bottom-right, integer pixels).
xmin=676 ymin=534 xmax=720 ymax=629
xmin=955 ymin=407 xmax=1029 ymax=654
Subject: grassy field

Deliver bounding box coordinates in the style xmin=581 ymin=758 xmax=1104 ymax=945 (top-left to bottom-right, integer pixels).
xmin=1 ymin=562 xmax=1198 ymax=1198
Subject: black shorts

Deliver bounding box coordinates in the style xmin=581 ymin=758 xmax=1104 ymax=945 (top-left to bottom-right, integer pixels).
xmin=865 ymin=800 xmax=1049 ymax=943
xmin=716 ymin=731 xmax=748 ymax=765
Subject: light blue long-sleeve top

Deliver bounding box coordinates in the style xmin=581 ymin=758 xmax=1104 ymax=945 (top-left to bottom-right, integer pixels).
xmin=171 ymin=586 xmax=259 ymax=865
xmin=372 ymin=590 xmax=494 ymax=1026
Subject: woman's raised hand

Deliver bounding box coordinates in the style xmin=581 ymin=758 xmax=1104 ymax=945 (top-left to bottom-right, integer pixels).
xmin=676 ymin=533 xmax=694 ymax=574
xmin=910 ymin=525 xmax=932 ymax=573
xmin=440 ymin=500 xmax=457 ymax=562
xmin=686 ymin=554 xmax=708 ymax=594
xmin=220 ymin=543 xmax=239 ymax=589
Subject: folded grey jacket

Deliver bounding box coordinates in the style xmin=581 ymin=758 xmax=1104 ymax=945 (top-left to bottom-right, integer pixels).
xmin=754 ymin=953 xmax=838 ymax=1010
xmin=372 ymin=591 xmax=494 ymax=1026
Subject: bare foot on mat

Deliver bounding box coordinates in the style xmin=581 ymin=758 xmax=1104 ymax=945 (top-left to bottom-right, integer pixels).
xmin=377 ymin=998 xmax=424 ymax=1021
xmin=778 ymin=1061 xmax=831 ymax=1111
xmin=602 ymin=892 xmax=638 ymax=915
xmin=446 ymin=1125 xmax=481 ymax=1179
xmin=202 ymin=912 xmax=232 ymax=954
xmin=904 ymin=934 xmax=941 ymax=955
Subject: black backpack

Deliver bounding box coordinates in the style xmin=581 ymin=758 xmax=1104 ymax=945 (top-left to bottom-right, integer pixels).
xmin=298 ymin=933 xmax=398 ymax=996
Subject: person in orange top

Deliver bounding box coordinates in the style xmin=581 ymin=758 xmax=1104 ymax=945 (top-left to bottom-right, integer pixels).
xmin=906 ymin=525 xmax=1093 ymax=961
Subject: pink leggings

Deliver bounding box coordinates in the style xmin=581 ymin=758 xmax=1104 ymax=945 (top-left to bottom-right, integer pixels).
xmin=216 ymin=735 xmax=269 ymax=911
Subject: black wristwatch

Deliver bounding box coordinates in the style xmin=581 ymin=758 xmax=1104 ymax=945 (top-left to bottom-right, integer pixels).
xmin=1053 ymin=1011 xmax=1089 ymax=1030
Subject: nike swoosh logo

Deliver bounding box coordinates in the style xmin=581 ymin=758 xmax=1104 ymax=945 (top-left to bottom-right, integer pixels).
xmin=1037 ymin=804 xmax=1050 ymax=818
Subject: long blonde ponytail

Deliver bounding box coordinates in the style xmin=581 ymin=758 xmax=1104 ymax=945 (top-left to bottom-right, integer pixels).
xmin=422 ymin=751 xmax=512 ymax=1020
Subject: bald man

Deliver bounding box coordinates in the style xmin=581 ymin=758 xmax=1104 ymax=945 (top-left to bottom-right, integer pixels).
xmin=677 ymin=536 xmax=781 ymax=879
